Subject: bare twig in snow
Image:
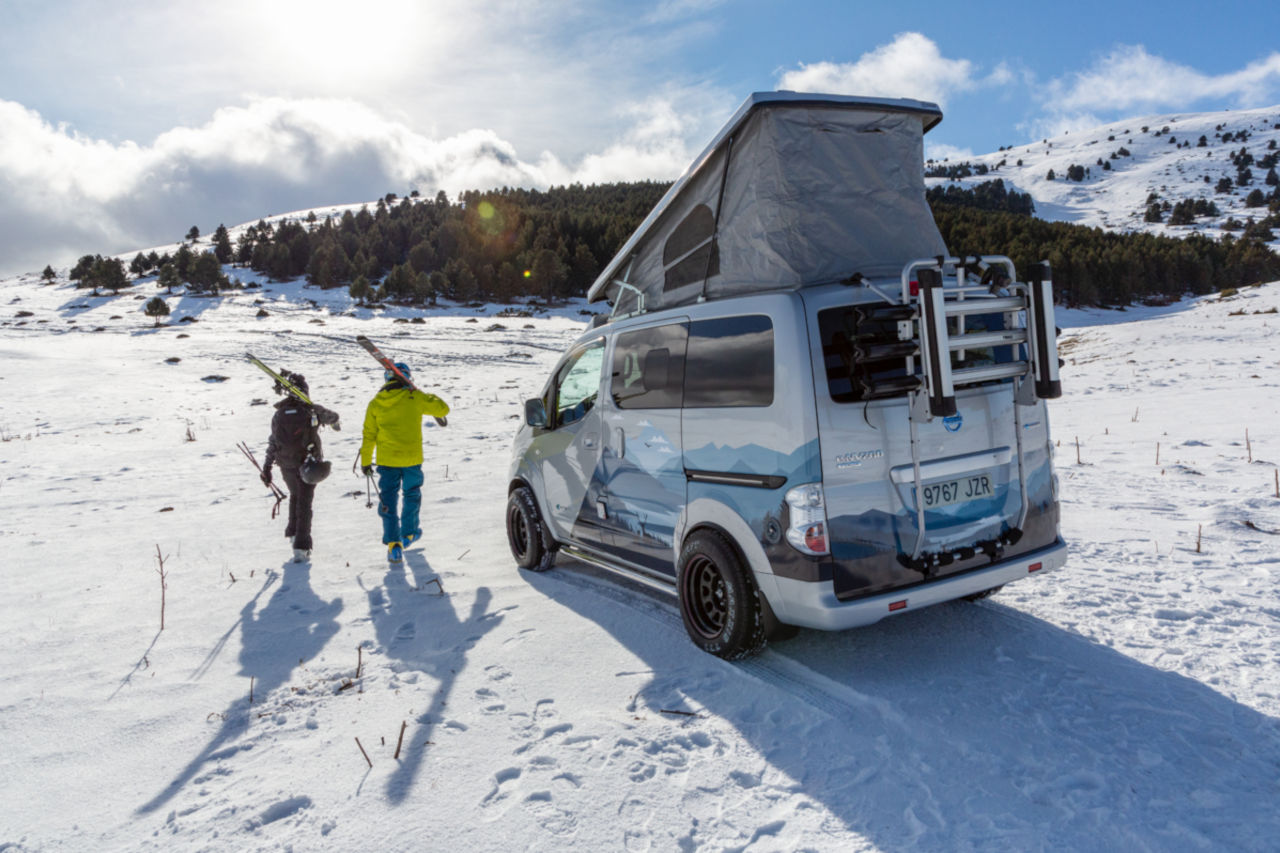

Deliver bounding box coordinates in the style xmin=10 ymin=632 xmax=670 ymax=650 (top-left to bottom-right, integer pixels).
xmin=154 ymin=544 xmax=169 ymax=631
xmin=395 ymin=720 xmax=407 ymax=760
xmin=355 ymin=737 xmax=372 ymax=769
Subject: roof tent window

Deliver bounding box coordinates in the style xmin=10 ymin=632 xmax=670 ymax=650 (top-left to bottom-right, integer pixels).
xmin=684 ymin=315 xmax=774 ymax=408
xmin=662 ymin=204 xmax=719 ymax=293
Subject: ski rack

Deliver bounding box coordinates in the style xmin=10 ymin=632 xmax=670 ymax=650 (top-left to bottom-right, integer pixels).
xmin=896 ymin=255 xmax=1062 ymax=563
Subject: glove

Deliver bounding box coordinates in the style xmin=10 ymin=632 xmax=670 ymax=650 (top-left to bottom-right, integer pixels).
xmin=261 ymin=469 xmax=273 ymax=487
xmin=362 ymin=465 xmax=374 ymax=477
xmin=331 ymin=420 xmax=341 ymax=432
xmin=434 ymin=416 xmax=448 ymax=427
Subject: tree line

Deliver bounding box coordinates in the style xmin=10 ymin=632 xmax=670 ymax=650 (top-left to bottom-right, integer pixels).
xmin=930 ymin=182 xmax=1280 ymax=306
xmin=57 ymin=178 xmax=1280 ymax=309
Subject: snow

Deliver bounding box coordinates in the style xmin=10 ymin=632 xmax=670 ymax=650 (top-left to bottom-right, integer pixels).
xmin=927 ymin=104 xmax=1280 ymax=250
xmin=2 ymin=265 xmax=1279 ymax=852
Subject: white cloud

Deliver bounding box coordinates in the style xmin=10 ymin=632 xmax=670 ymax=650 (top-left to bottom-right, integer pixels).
xmin=775 ymin=32 xmax=993 ymax=106
xmin=0 ymin=97 xmax=696 ymax=276
xmin=1047 ymin=45 xmax=1280 ymax=113
xmin=924 ymin=143 xmax=975 ymax=164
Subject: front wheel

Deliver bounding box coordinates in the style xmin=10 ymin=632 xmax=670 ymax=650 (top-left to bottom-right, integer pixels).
xmin=506 ymin=487 xmax=556 ymax=571
xmin=677 ymin=531 xmax=766 ymax=660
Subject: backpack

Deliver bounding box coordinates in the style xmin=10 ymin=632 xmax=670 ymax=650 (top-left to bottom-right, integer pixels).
xmin=271 ymin=404 xmax=320 ymax=469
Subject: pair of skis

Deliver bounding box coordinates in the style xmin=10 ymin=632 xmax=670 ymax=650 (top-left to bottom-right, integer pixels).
xmin=356 ymin=335 xmax=448 ymax=427
xmin=246 ymin=337 xmax=446 ymax=426
xmin=246 ymin=353 xmax=314 ymax=405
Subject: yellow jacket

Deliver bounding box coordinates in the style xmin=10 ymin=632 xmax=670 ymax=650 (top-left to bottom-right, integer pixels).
xmin=360 ymin=385 xmax=450 ymax=467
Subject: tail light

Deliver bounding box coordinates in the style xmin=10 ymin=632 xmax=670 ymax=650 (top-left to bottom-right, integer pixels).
xmin=785 ymin=483 xmax=829 ymax=556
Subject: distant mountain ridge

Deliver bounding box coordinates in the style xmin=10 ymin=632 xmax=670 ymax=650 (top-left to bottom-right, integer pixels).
xmin=927 ymin=104 xmax=1280 ymax=249
xmin=25 ymin=106 xmax=1280 ymax=310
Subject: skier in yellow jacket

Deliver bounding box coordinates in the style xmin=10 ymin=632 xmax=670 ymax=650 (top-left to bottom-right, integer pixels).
xmin=359 ymin=361 xmax=450 ymax=563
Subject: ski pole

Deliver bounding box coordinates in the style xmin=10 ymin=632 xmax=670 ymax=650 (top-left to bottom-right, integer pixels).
xmin=352 ymin=449 xmax=380 ymax=508
xmin=237 ymin=441 xmax=287 ymax=518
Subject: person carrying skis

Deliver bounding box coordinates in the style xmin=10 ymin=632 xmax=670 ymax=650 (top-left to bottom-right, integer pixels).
xmin=261 ymin=371 xmax=341 ymax=562
xmin=359 ymin=361 xmax=450 ymax=563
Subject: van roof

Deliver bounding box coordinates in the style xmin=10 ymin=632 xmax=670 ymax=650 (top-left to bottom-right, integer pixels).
xmin=587 ymin=92 xmax=946 ymax=311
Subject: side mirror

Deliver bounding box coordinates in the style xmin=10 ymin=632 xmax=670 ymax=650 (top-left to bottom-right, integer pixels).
xmin=524 ymin=397 xmax=548 ymax=429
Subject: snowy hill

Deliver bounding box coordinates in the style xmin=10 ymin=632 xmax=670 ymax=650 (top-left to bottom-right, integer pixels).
xmin=2 ymin=262 xmax=1279 ymax=850
xmin=928 ymin=104 xmax=1280 ymax=249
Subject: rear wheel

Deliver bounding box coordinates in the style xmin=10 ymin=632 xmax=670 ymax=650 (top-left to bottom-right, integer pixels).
xmin=506 ymin=487 xmax=556 ymax=571
xmin=677 ymin=531 xmax=766 ymax=659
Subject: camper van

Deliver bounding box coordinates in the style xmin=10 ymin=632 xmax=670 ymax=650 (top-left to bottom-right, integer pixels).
xmin=506 ymin=92 xmax=1067 ymax=659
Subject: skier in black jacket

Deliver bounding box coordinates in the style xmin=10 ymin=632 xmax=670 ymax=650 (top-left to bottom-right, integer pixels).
xmin=260 ymin=371 xmax=341 ymax=562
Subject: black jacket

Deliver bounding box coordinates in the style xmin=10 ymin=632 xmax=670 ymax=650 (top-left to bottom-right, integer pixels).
xmin=263 ymin=400 xmax=340 ymax=471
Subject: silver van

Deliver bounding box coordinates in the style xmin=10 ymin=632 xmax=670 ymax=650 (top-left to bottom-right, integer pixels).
xmin=506 ymin=92 xmax=1067 ymax=658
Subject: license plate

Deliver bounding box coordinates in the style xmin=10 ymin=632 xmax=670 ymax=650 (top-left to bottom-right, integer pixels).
xmin=918 ymin=473 xmax=994 ymax=509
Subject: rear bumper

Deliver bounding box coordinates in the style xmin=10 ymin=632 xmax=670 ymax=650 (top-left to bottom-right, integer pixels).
xmin=765 ymin=540 xmax=1068 ymax=631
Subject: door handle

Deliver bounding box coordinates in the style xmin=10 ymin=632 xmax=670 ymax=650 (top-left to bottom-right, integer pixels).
xmin=616 ymin=427 xmax=625 ymax=458
xmin=584 ymin=434 xmax=597 ymax=449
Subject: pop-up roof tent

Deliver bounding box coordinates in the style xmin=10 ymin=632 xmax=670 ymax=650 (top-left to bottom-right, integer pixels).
xmin=587 ymin=92 xmax=948 ymax=315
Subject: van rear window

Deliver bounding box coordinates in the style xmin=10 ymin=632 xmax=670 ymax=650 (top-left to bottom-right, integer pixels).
xmin=820 ymin=302 xmax=1017 ymax=403
xmin=684 ymin=315 xmax=773 ymax=408
xmin=819 ymin=303 xmax=911 ymax=403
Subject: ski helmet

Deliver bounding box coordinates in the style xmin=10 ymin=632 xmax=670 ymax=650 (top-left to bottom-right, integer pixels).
xmin=384 ymin=362 xmax=412 ymax=383
xmin=299 ymin=457 xmax=332 ymax=484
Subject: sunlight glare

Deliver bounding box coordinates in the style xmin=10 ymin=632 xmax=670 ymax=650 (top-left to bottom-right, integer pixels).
xmin=257 ymin=0 xmax=424 ymax=88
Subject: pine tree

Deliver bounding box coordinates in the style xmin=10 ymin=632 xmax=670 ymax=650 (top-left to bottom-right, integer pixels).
xmin=144 ymin=296 xmax=170 ymax=326
xmin=186 ymin=225 xmax=200 ymax=242
xmin=41 ymin=265 xmax=56 ymax=284
xmin=157 ymin=262 xmax=181 ymax=294
xmin=213 ymin=224 xmax=233 ymax=263
xmin=188 ymin=252 xmax=224 ymax=293
xmin=349 ymin=274 xmax=372 ymax=302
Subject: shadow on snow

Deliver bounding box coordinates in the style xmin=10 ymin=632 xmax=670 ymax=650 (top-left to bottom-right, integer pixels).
xmin=136 ymin=561 xmax=342 ymax=816
xmin=527 ymin=560 xmax=1280 ymax=851
xmin=364 ymin=548 xmax=505 ymax=805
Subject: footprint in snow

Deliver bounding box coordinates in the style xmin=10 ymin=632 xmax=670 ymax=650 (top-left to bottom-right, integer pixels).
xmin=479 ymin=767 xmax=522 ymax=820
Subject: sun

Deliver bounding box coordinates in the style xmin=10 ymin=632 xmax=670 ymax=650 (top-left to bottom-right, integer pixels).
xmin=254 ymin=0 xmax=426 ymax=88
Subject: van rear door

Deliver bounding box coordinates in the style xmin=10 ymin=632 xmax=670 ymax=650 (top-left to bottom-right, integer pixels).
xmin=804 ymin=291 xmax=1025 ymax=596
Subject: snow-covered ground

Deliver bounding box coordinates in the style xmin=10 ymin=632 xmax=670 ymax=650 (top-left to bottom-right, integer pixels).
xmin=2 ymin=269 xmax=1278 ymax=851
xmin=928 ymin=103 xmax=1280 ymax=249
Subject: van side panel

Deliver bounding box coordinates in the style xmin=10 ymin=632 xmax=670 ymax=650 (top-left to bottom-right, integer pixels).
xmin=679 ymin=294 xmax=823 ymax=578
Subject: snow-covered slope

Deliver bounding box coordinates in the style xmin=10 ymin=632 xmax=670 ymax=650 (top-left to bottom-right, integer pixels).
xmin=2 ymin=268 xmax=1279 ymax=851
xmin=929 ymin=104 xmax=1280 ymax=248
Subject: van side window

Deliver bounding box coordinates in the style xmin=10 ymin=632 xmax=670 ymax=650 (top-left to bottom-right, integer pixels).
xmin=553 ymin=340 xmax=605 ymax=426
xmin=684 ymin=315 xmax=773 ymax=407
xmin=611 ymin=323 xmax=688 ymax=409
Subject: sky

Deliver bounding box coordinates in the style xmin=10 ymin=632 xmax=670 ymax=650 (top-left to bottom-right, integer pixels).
xmin=2 ymin=0 xmax=1280 ymax=276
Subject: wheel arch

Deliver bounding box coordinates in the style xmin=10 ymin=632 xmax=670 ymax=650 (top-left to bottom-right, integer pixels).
xmin=678 ymin=497 xmax=792 ymax=629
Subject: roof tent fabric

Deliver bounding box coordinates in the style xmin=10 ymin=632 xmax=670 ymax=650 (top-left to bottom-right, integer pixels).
xmin=588 ymin=92 xmax=948 ymax=313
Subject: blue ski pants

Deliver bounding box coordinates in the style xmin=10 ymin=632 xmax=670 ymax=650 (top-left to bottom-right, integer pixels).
xmin=377 ymin=464 xmax=425 ymax=545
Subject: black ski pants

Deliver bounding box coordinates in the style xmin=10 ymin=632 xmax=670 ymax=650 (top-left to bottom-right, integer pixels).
xmin=280 ymin=466 xmax=315 ymax=551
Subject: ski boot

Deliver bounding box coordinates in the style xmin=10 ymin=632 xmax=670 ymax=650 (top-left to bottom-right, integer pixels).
xmin=387 ymin=541 xmax=404 ymax=564
xmin=403 ymin=530 xmax=421 ymax=548
xmin=292 ymin=548 xmax=311 ymax=563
